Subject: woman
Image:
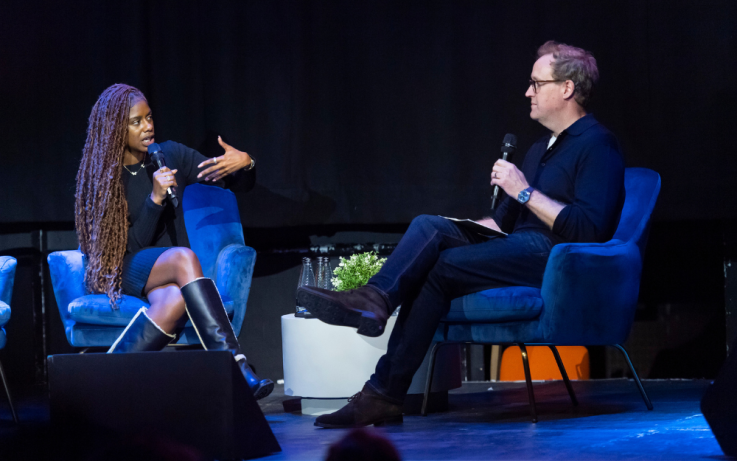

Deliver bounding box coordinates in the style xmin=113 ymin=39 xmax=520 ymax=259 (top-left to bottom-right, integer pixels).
xmin=75 ymin=83 xmax=273 ymax=399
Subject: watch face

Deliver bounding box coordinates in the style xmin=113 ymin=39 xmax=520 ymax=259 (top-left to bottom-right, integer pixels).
xmin=518 ymin=189 xmax=531 ymax=203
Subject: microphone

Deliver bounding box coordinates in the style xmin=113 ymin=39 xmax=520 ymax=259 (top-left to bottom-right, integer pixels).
xmin=147 ymin=143 xmax=179 ymax=207
xmin=491 ymin=133 xmax=517 ymax=210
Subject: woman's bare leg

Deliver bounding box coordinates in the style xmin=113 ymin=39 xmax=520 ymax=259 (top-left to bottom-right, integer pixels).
xmin=146 ymin=284 xmax=187 ymax=334
xmin=143 ymin=247 xmax=204 ymax=333
xmin=144 ymin=247 xmax=204 ymax=291
xmin=143 ymin=247 xmax=274 ymax=399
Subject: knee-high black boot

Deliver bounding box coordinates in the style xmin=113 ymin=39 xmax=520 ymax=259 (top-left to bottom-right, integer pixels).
xmin=181 ymin=277 xmax=274 ymax=400
xmin=108 ymin=307 xmax=176 ymax=353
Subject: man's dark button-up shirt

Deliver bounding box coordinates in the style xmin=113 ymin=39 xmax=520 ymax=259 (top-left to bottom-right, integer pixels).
xmin=492 ymin=114 xmax=625 ymax=244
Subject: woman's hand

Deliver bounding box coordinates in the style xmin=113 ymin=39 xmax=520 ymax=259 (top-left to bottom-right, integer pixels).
xmin=150 ymin=167 xmax=178 ymax=205
xmin=197 ymin=136 xmax=253 ymax=182
xmin=491 ymin=159 xmax=529 ymax=201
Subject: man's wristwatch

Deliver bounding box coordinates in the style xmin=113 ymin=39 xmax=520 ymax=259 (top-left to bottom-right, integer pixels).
xmin=517 ymin=186 xmax=534 ymax=204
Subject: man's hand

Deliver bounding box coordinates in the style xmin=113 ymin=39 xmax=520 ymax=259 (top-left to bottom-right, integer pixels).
xmin=150 ymin=167 xmax=178 ymax=205
xmin=490 ymin=159 xmax=566 ymax=229
xmin=197 ymin=136 xmax=253 ymax=182
xmin=491 ymin=159 xmax=529 ymax=200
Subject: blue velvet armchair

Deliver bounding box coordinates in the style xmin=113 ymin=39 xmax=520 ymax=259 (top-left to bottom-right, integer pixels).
xmin=423 ymin=167 xmax=661 ymax=421
xmin=47 ymin=184 xmax=257 ymax=348
xmin=0 ymin=256 xmax=18 ymax=423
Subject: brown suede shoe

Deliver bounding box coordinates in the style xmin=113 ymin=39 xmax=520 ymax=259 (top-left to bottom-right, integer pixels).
xmin=314 ymin=384 xmax=403 ymax=429
xmin=296 ymin=285 xmax=390 ymax=337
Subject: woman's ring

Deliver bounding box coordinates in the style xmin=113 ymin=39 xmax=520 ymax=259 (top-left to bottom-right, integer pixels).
xmin=213 ymin=157 xmax=218 ymax=164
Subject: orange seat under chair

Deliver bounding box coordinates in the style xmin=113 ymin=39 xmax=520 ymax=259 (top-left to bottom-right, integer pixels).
xmin=500 ymin=345 xmax=589 ymax=381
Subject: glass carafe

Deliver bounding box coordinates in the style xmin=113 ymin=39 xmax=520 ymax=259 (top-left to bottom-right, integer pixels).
xmin=320 ymin=257 xmax=334 ymax=290
xmin=315 ymin=257 xmax=326 ymax=290
xmin=296 ymin=257 xmax=315 ymax=316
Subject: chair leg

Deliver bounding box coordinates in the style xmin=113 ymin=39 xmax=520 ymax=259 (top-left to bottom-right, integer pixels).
xmin=518 ymin=343 xmax=538 ymax=423
xmin=421 ymin=342 xmax=443 ymax=416
xmin=0 ymin=359 xmax=18 ymax=424
xmin=489 ymin=345 xmax=502 ymax=382
xmin=548 ymin=346 xmax=578 ymax=406
xmin=613 ymin=344 xmax=653 ymax=410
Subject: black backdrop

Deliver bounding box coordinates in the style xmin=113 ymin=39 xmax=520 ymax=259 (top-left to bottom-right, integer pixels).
xmin=2 ymin=0 xmax=736 ymax=227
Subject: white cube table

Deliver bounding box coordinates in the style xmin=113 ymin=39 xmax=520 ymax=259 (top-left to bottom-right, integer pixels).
xmin=282 ymin=313 xmax=461 ymax=415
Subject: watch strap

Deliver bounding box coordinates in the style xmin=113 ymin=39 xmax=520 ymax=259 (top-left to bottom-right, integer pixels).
xmin=517 ymin=186 xmax=534 ymax=204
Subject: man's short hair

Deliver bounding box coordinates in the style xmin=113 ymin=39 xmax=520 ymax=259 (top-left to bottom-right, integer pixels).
xmin=537 ymin=40 xmax=599 ymax=107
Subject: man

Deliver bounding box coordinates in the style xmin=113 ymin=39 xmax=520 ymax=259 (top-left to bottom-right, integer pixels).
xmin=297 ymin=41 xmax=625 ymax=428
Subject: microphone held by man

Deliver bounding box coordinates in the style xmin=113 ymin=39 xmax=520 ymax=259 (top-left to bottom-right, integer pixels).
xmin=491 ymin=133 xmax=517 ymax=210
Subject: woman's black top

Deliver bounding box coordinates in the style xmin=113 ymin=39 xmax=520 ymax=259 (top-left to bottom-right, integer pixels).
xmin=120 ymin=140 xmax=255 ymax=253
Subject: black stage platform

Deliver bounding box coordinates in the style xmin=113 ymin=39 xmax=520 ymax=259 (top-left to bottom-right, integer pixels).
xmin=0 ymin=379 xmax=723 ymax=460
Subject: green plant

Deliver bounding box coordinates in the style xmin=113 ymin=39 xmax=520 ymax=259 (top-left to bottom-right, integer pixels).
xmin=331 ymin=251 xmax=387 ymax=292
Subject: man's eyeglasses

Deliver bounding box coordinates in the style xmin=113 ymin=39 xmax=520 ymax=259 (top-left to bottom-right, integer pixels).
xmin=528 ymin=79 xmax=563 ymax=93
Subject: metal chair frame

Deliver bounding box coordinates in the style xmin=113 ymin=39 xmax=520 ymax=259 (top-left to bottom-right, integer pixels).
xmin=422 ymin=341 xmax=652 ymax=422
xmin=0 ymin=255 xmax=18 ymax=424
xmin=0 ymin=358 xmax=18 ymax=424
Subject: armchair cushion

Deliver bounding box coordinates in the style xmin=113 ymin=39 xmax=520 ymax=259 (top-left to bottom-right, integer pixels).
xmin=68 ymin=295 xmax=148 ymax=326
xmin=444 ymin=287 xmax=543 ymax=323
xmin=184 ymin=184 xmax=246 ymax=279
xmin=0 ymin=302 xmax=8 ymax=350
xmin=0 ymin=301 xmax=10 ymax=326
xmin=0 ymin=256 xmax=17 ymax=306
xmin=68 ymin=293 xmax=234 ymax=327
xmin=538 ymin=240 xmax=642 ymax=345
xmin=47 ymin=250 xmax=87 ymax=322
xmin=66 ymin=323 xmax=126 ymax=347
xmin=214 ymin=244 xmax=256 ymax=337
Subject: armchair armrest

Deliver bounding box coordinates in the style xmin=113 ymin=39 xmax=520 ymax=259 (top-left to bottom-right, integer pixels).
xmin=0 ymin=256 xmax=17 ymax=306
xmin=47 ymin=250 xmax=87 ymax=322
xmin=215 ymin=244 xmax=257 ymax=337
xmin=538 ymin=240 xmax=642 ymax=345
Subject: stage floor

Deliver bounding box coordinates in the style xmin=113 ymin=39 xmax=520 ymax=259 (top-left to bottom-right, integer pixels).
xmin=259 ymin=379 xmax=723 ymax=461
xmin=0 ymin=379 xmax=724 ymax=460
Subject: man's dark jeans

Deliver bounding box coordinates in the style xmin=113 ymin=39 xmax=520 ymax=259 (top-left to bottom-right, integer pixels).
xmin=366 ymin=215 xmax=554 ymax=403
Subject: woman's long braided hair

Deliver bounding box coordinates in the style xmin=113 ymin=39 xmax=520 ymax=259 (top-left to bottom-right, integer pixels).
xmin=75 ymin=84 xmax=146 ymax=307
